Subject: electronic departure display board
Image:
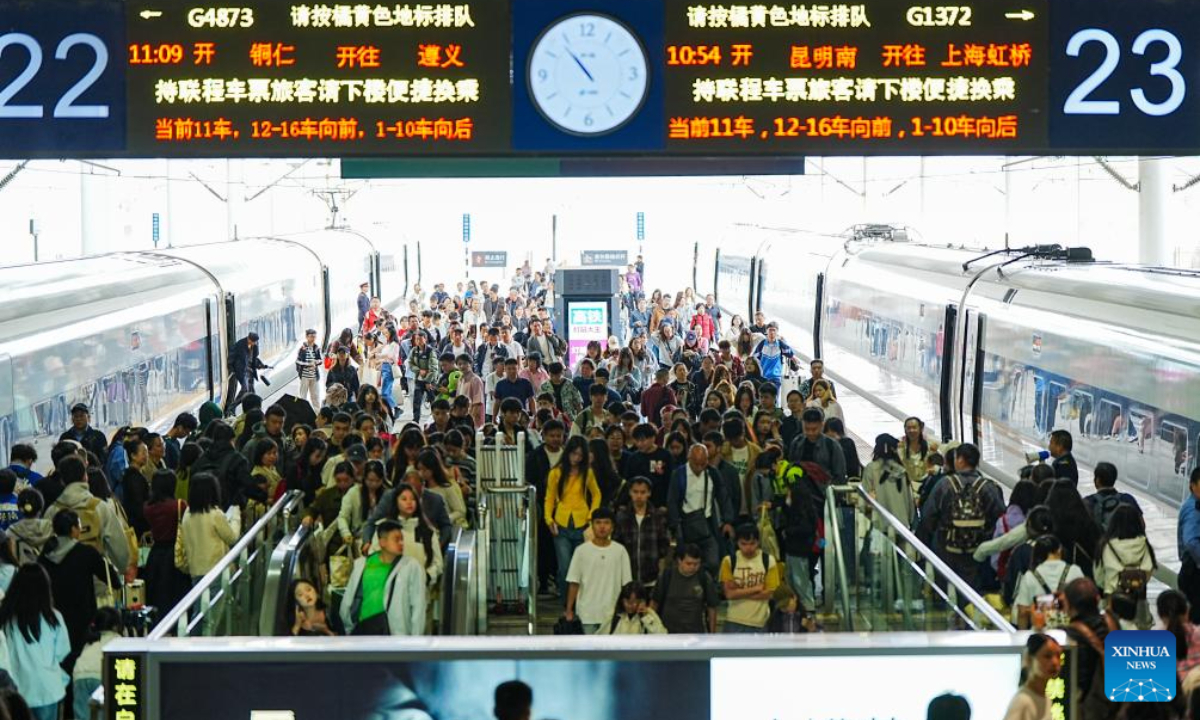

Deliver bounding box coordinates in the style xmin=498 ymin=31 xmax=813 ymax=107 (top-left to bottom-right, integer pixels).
xmin=1 ymin=0 xmax=1199 ymax=156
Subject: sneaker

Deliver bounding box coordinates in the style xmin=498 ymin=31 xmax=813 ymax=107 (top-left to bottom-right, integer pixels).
xmin=893 ymin=599 xmax=906 ymax=612
xmin=910 ymin=599 xmax=925 ymax=613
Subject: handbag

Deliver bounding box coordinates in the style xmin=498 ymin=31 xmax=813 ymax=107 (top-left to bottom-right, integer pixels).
xmin=679 ymin=470 xmax=713 ymax=542
xmin=553 ymin=615 xmax=584 ymax=635
xmin=174 ymin=502 xmax=189 ymax=573
xmin=112 ymin=501 xmax=140 ymax=570
xmin=329 ymin=544 xmax=356 ymax=590
xmin=323 ymin=355 xmax=334 ymax=371
xmin=96 ymin=560 xmax=118 ymax=609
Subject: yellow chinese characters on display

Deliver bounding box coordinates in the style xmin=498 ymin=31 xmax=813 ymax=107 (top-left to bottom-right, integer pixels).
xmin=687 ymin=4 xmax=872 ymax=29
xmin=289 ymin=4 xmax=475 ymax=28
xmin=153 ymin=77 xmax=481 ymax=104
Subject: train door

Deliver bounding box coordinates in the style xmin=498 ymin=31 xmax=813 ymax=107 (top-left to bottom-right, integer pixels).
xmin=937 ymin=304 xmax=957 ymax=442
xmin=959 ymin=310 xmax=986 ymax=447
xmin=692 ymin=241 xmax=699 ymax=291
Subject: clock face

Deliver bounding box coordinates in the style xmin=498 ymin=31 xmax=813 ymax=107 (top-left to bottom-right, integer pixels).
xmin=527 ymin=13 xmax=650 ymax=136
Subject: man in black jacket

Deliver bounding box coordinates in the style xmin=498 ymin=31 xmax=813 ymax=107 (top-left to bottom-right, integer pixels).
xmin=58 ymin=404 xmax=108 ymax=465
xmin=226 ymin=332 xmax=267 ymax=414
xmin=527 ymin=419 xmax=565 ymax=595
xmin=192 ymin=423 xmax=259 ymax=510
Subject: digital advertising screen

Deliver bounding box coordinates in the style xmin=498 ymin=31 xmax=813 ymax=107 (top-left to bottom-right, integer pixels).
xmin=566 ymin=300 xmax=610 ymax=370
xmin=711 ymin=655 xmax=1023 ymax=720
xmin=5 ymin=0 xmax=1200 ymax=156
xmin=156 ymin=659 xmax=711 ymax=720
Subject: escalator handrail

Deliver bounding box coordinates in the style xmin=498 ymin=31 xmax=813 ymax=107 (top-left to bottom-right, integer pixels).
xmin=824 ymin=485 xmax=853 ymax=627
xmin=259 ymin=516 xmax=314 ymax=636
xmin=150 ymin=490 xmax=303 ymax=639
xmin=852 ymin=484 xmax=1016 ymax=633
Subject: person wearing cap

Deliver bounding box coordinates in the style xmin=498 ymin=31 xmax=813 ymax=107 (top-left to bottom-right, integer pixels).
xmin=226 ymin=332 xmax=267 ymax=414
xmin=58 ymin=404 xmax=108 ymax=463
xmin=296 ymin=328 xmax=323 ymax=409
xmin=751 ymin=322 xmax=797 ymax=397
xmin=357 ymin=281 xmax=371 ymax=330
xmin=326 ymin=345 xmax=361 ymax=398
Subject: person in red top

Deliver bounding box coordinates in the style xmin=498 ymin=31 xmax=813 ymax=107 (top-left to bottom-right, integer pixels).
xmin=640 ymin=367 xmax=678 ymax=425
xmin=691 ymin=302 xmax=716 ymax=345
xmin=361 ymin=297 xmax=382 ymax=334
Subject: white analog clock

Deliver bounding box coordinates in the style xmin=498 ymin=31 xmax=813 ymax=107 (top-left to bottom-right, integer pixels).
xmin=527 ymin=13 xmax=650 ymax=136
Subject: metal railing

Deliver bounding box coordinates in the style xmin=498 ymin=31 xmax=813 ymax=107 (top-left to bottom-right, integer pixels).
xmin=150 ymin=491 xmax=303 ymax=639
xmin=847 ymin=484 xmax=1016 ymax=633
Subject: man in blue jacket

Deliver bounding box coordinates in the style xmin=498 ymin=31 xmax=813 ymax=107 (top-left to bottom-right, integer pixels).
xmin=751 ymin=323 xmax=797 ymax=394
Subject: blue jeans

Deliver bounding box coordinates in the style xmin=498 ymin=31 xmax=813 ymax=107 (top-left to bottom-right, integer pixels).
xmin=553 ymin=523 xmax=586 ymax=603
xmin=30 ymin=703 xmax=58 ymax=720
xmin=380 ymin=363 xmax=395 ymax=409
xmin=723 ymin=621 xmax=763 ymax=634
xmin=786 ymin=555 xmax=814 ymax=610
xmin=75 ymin=678 xmax=101 ymax=720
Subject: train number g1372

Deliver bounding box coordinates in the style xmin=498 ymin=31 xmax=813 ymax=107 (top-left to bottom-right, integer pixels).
xmin=905 ymin=6 xmax=973 ymax=27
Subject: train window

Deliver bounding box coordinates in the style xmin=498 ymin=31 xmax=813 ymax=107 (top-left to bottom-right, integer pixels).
xmin=1128 ymin=409 xmax=1153 ymax=451
xmin=1160 ymin=420 xmax=1190 ymax=478
xmin=1096 ymin=399 xmax=1123 ymax=440
xmin=1070 ymin=390 xmax=1095 ymax=438
xmin=1047 ymin=381 xmax=1070 ymax=433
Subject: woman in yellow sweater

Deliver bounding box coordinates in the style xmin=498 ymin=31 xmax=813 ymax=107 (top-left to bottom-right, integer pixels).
xmin=544 ymin=435 xmax=601 ymax=601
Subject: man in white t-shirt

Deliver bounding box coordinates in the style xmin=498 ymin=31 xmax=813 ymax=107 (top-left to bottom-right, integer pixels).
xmin=565 ymin=507 xmax=632 ymax=634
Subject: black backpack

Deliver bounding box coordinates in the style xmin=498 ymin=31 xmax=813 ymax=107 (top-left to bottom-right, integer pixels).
xmin=942 ymin=474 xmax=989 ymax=554
xmin=1091 ymin=493 xmax=1123 ymax=532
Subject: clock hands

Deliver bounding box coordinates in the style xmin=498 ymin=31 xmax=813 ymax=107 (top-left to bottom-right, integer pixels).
xmin=564 ymin=47 xmax=595 ymax=82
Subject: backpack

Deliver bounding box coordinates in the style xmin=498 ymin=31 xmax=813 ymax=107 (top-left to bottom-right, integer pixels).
xmin=1091 ymin=493 xmax=1123 ymax=532
xmin=943 ymin=474 xmax=989 ymax=554
xmin=1032 ymin=564 xmax=1073 ymax=629
xmin=57 ymin=496 xmax=104 ymax=554
xmin=1110 ymin=544 xmax=1150 ymax=599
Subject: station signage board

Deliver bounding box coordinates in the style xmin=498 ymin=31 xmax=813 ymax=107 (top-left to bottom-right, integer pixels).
xmin=2 ymin=0 xmax=1200 ymax=156
xmin=470 ymin=250 xmax=507 ymax=267
xmin=581 ymin=250 xmax=629 ymax=266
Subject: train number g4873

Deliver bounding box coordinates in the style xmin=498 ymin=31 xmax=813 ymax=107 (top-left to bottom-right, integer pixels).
xmin=906 ymin=6 xmax=973 ymax=27
xmin=186 ymin=7 xmax=256 ymax=28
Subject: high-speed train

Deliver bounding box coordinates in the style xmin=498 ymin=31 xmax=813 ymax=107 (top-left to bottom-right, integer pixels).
xmin=696 ymin=225 xmax=1200 ymax=511
xmin=0 ymin=229 xmax=415 ymax=473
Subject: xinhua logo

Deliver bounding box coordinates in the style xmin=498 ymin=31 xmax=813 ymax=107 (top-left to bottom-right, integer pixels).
xmin=1104 ymin=630 xmax=1176 ymax=702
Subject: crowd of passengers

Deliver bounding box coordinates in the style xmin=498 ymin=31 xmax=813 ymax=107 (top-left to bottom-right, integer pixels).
xmin=0 ymin=257 xmax=1196 ymax=719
